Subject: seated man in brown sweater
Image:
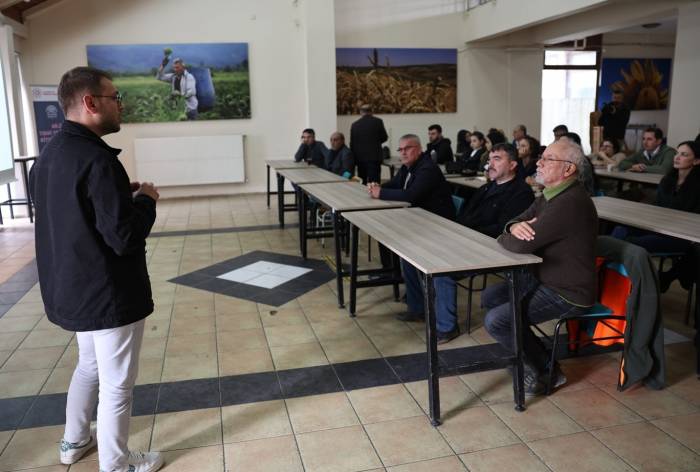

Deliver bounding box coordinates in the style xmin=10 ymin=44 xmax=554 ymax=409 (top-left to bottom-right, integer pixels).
xmin=482 ymin=139 xmax=598 ymax=396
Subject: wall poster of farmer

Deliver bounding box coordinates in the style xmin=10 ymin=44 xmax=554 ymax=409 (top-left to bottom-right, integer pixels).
xmin=86 ymin=42 xmax=251 ymax=123
xmin=336 ymin=47 xmax=457 ymax=115
xmin=597 ymin=58 xmax=672 ymax=111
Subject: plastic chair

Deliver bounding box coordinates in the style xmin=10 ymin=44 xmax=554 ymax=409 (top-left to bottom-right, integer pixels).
xmin=541 ymin=259 xmax=631 ymax=395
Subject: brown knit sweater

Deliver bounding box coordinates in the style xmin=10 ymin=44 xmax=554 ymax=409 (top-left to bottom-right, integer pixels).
xmin=498 ymin=180 xmax=598 ymax=306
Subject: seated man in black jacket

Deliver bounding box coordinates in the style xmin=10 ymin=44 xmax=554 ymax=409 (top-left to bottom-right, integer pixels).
xmin=425 ymin=124 xmax=454 ymax=165
xmin=458 ymin=143 xmax=534 ymax=238
xmin=294 ymin=128 xmax=328 ymax=167
xmin=369 ymin=134 xmax=459 ymax=343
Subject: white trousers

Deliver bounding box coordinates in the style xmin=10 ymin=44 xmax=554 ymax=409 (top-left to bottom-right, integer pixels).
xmin=64 ymin=318 xmax=145 ymax=471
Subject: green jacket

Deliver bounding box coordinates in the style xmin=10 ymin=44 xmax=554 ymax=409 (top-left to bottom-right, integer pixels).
xmin=618 ymin=144 xmax=676 ymax=174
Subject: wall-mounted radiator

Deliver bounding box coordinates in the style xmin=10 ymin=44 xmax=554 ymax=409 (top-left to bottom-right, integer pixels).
xmin=134 ymin=135 xmax=245 ymax=186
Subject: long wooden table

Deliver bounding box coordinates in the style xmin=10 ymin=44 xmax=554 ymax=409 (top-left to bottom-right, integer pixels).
xmin=265 ymin=159 xmax=312 ymax=208
xmin=343 ymin=207 xmax=541 ymax=425
xmin=594 ymin=168 xmax=662 ymax=192
xmin=593 ymin=196 xmax=700 ymax=243
xmin=446 ymin=175 xmax=488 ymax=190
xmin=297 ymin=181 xmax=411 ymax=307
xmin=274 ymin=168 xmax=346 ymax=228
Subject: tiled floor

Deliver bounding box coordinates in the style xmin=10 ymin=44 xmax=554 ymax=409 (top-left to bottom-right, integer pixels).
xmin=1 ymin=193 xmax=699 ymax=472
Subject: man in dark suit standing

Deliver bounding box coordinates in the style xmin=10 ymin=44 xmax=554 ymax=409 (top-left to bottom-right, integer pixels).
xmin=350 ymin=104 xmax=388 ymax=184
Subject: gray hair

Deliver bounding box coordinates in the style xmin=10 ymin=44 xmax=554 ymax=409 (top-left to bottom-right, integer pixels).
xmin=556 ymin=137 xmax=586 ymax=176
xmin=173 ymin=58 xmax=184 ymax=65
xmin=359 ymin=104 xmax=372 ymax=114
xmin=399 ymin=133 xmax=421 ymax=146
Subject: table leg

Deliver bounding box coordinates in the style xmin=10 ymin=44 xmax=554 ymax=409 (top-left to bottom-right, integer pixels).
xmin=392 ymin=253 xmax=401 ymax=301
xmin=7 ymin=184 xmax=14 ymax=219
xmin=277 ymin=174 xmax=285 ymax=228
xmin=349 ymin=224 xmax=359 ymax=317
xmin=266 ymin=165 xmax=271 ymax=208
xmin=333 ymin=211 xmax=345 ymax=308
xmin=20 ymin=162 xmax=33 ymax=223
xmin=299 ymin=188 xmax=308 ymax=259
xmin=423 ymin=273 xmax=441 ymax=426
xmin=507 ymin=269 xmax=526 ymax=412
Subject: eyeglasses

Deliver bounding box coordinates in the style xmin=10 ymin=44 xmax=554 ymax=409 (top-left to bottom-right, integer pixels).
xmin=93 ymin=91 xmax=123 ymax=105
xmin=396 ymin=145 xmax=418 ymax=153
xmin=539 ymin=156 xmax=575 ymax=166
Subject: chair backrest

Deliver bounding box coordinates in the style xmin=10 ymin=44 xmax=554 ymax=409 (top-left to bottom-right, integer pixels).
xmin=451 ymin=195 xmax=465 ymax=215
xmin=590 ymin=260 xmax=633 ymax=346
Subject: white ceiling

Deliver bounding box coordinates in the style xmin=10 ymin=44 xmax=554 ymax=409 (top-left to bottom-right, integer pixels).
xmin=613 ymin=16 xmax=677 ymax=35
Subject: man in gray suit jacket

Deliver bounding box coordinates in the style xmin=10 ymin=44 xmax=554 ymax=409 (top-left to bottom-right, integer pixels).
xmin=350 ymin=104 xmax=388 ymax=184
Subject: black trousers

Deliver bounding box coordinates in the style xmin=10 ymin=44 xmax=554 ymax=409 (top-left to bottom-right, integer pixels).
xmin=357 ymin=161 xmax=382 ymax=184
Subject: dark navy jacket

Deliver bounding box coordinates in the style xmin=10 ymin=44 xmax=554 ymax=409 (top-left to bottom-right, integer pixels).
xmin=380 ymin=154 xmax=455 ymax=221
xmin=457 ymin=177 xmax=534 ymax=238
xmin=294 ymin=141 xmax=328 ymax=168
xmin=29 ymin=121 xmax=156 ymax=332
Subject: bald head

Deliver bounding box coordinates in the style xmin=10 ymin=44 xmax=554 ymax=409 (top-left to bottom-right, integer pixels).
xmin=330 ymin=131 xmax=345 ymax=151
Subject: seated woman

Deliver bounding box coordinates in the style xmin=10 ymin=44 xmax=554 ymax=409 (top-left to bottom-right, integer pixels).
xmin=590 ymin=139 xmax=626 ymax=168
xmin=462 ymin=131 xmax=487 ymax=171
xmin=455 ymin=129 xmax=471 ymax=160
xmin=612 ymin=140 xmax=700 ymax=290
xmin=516 ymin=136 xmax=540 ymax=181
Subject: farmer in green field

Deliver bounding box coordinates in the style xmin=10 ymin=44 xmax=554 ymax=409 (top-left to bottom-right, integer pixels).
xmin=156 ymin=58 xmax=198 ymax=120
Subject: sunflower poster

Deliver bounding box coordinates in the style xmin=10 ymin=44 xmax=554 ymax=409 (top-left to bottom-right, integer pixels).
xmin=598 ymin=58 xmax=672 ymax=111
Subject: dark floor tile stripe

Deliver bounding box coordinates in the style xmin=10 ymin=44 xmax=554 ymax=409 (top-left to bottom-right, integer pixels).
xmin=150 ymin=223 xmax=299 ymax=238
xmin=220 ymin=371 xmax=281 ymax=406
xmin=1 ymin=339 xmax=622 ymax=431
xmin=0 ymin=396 xmax=34 ymax=431
xmin=278 ymin=365 xmax=342 ymax=398
xmin=334 ymin=358 xmax=399 ymax=391
xmin=0 ymin=259 xmax=38 ymax=320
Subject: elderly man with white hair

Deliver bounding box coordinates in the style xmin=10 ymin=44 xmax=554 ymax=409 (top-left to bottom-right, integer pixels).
xmin=481 ymin=139 xmax=598 ymax=396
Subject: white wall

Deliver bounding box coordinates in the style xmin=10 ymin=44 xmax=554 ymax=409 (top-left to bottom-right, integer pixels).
xmin=334 ymin=9 xmax=543 ymax=152
xmin=22 ymin=0 xmax=334 ymax=197
xmin=667 ymin=2 xmax=700 ymax=146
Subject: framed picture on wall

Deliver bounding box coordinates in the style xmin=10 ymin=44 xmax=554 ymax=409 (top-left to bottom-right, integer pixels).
xmin=86 ymin=42 xmax=250 ymax=123
xmin=598 ymin=58 xmax=672 ymax=111
xmin=336 ymin=48 xmax=457 ymax=115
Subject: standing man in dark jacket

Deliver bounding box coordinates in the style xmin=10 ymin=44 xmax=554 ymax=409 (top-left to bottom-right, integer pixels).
xmin=369 ymin=134 xmax=459 ymax=343
xmin=598 ymin=90 xmax=630 ymax=146
xmin=294 ymin=128 xmax=328 ymax=168
xmin=458 ymin=143 xmax=534 ymax=238
xmin=425 ymin=124 xmax=454 ymax=165
xmin=29 ymin=67 xmax=163 ymax=472
xmin=350 ymin=104 xmax=388 ymax=184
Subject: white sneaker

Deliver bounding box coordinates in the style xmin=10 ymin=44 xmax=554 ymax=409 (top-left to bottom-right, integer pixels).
xmin=59 ymin=427 xmax=97 ymax=464
xmin=101 ymin=451 xmax=164 ymax=472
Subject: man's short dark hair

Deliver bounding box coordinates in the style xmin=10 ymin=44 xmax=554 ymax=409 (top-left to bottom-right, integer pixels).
xmin=564 ymin=132 xmax=582 ymax=146
xmin=428 ymin=124 xmax=442 ymax=134
xmin=491 ymin=142 xmax=517 ymax=161
xmin=57 ymin=66 xmax=112 ymax=114
xmin=302 ymin=128 xmax=315 ymax=136
xmin=487 ymin=129 xmax=507 ymax=146
xmin=471 ymin=131 xmax=485 ymax=142
xmin=515 ymin=124 xmax=527 ymax=134
xmin=553 ymin=124 xmax=569 ymax=134
xmin=644 ymin=127 xmax=663 ymax=140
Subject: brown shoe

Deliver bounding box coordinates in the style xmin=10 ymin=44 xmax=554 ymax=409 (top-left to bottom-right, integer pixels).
xmin=437 ymin=326 xmax=460 ymax=344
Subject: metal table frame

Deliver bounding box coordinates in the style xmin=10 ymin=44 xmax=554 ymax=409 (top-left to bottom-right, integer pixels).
xmin=345 ymin=219 xmax=530 ymax=425
xmin=296 ymin=183 xmax=408 ymax=308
